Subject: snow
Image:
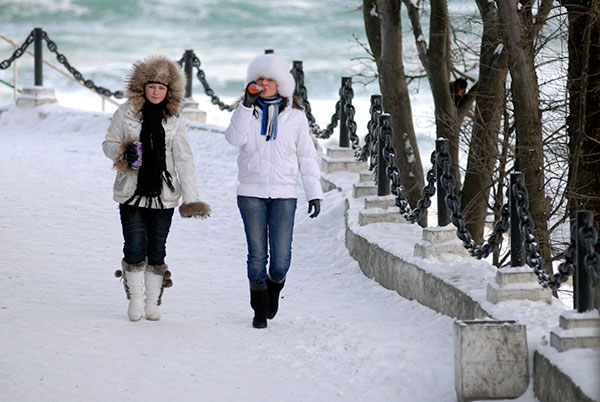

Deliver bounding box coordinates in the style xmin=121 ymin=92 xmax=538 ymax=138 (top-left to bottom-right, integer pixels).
xmin=0 ymin=103 xmax=597 ymax=402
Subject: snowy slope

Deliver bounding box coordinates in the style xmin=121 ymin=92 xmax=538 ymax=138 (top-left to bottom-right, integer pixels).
xmin=1 ymin=104 xmax=460 ymax=402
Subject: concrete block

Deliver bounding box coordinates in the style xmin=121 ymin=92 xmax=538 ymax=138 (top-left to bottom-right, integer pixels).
xmin=454 ymin=320 xmax=529 ymax=402
xmin=358 ymin=207 xmax=407 ymax=226
xmin=486 ymin=267 xmax=552 ymax=304
xmin=534 ymin=351 xmax=598 ymax=402
xmin=364 ymin=195 xmax=396 ymax=210
xmin=326 ymin=146 xmax=354 ymax=159
xmin=16 ymin=86 xmax=57 ymax=108
xmin=352 ymin=182 xmax=377 ymax=198
xmin=320 ymin=155 xmax=367 ymax=174
xmin=414 ymin=226 xmax=471 ymax=259
xmin=550 ymin=309 xmax=600 ymax=352
xmin=181 ymin=97 xmax=207 ymax=123
xmin=359 ymin=169 xmax=373 ymax=183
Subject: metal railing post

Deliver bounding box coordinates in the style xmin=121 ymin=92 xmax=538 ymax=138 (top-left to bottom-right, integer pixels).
xmin=368 ymin=94 xmax=382 ymax=165
xmin=575 ymin=210 xmax=594 ymax=312
xmin=184 ymin=50 xmax=193 ymax=98
xmin=339 ymin=77 xmax=351 ymax=148
xmin=510 ymin=172 xmax=525 ymax=267
xmin=377 ymin=113 xmax=390 ymax=196
xmin=292 ymin=60 xmax=302 ymax=97
xmin=33 ymin=27 xmax=43 ymax=86
xmin=436 ymin=138 xmax=450 ymax=226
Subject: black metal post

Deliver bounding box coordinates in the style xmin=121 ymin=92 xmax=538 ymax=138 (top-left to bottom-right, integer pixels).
xmin=292 ymin=60 xmax=303 ymax=97
xmin=368 ymin=94 xmax=383 ymax=164
xmin=264 ymin=49 xmax=274 ymax=54
xmin=436 ymin=138 xmax=450 ymax=226
xmin=510 ymin=172 xmax=525 ymax=267
xmin=575 ymin=210 xmax=594 ymax=312
xmin=33 ymin=27 xmax=43 ymax=86
xmin=184 ymin=50 xmax=193 ymax=98
xmin=377 ymin=113 xmax=391 ymax=196
xmin=339 ymin=77 xmax=351 ymax=148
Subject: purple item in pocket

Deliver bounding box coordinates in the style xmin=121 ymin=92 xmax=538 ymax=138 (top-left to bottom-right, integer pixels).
xmin=132 ymin=141 xmax=142 ymax=169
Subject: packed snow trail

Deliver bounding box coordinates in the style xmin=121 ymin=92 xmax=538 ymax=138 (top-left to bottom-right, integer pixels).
xmin=0 ymin=105 xmax=458 ymax=401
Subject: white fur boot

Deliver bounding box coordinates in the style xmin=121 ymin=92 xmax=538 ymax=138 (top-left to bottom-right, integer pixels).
xmin=144 ymin=264 xmax=170 ymax=321
xmin=123 ymin=270 xmax=144 ymax=321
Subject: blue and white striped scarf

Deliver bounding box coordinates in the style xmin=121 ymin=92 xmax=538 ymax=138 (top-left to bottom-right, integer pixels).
xmin=256 ymin=96 xmax=283 ymax=141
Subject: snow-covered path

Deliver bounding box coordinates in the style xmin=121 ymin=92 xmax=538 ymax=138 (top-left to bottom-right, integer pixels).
xmin=0 ymin=105 xmax=458 ymax=402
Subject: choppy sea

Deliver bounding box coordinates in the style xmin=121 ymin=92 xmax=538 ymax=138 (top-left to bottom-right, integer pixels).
xmin=1 ymin=1 xmax=380 ymax=120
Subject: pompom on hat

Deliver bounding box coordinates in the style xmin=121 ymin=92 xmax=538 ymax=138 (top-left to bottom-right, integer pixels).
xmin=245 ymin=54 xmax=296 ymax=98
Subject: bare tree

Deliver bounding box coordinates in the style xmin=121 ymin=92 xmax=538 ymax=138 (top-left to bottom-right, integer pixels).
xmin=459 ymin=1 xmax=509 ymax=243
xmin=496 ymin=0 xmax=554 ymax=273
xmin=403 ymin=0 xmax=462 ymax=189
xmin=559 ymin=0 xmax=600 ymax=306
xmin=363 ymin=0 xmax=426 ymax=225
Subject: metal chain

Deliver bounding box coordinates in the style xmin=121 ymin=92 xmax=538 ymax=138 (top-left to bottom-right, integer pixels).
xmin=41 ymin=31 xmax=124 ymax=98
xmin=189 ymin=53 xmax=233 ymax=111
xmin=379 ymin=117 xmax=436 ymax=223
xmin=580 ymin=216 xmax=600 ymax=284
xmin=0 ymin=30 xmax=35 ymax=70
xmin=359 ymin=96 xmax=382 ymax=164
xmin=341 ymin=81 xmax=360 ymax=158
xmin=511 ymin=180 xmax=553 ymax=285
xmin=290 ymin=63 xmax=315 ymax=125
xmin=438 ymin=146 xmax=511 ymax=258
xmin=314 ymin=100 xmax=341 ymax=139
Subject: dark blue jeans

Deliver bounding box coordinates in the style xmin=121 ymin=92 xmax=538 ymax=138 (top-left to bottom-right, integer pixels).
xmin=119 ymin=204 xmax=174 ymax=266
xmin=237 ymin=196 xmax=297 ymax=287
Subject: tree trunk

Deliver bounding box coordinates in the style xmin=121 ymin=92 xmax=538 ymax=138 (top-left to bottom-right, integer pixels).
xmin=370 ymin=0 xmax=426 ymax=225
xmin=561 ymin=0 xmax=600 ymax=308
xmin=460 ymin=0 xmax=509 ymax=243
xmin=403 ymin=0 xmax=461 ymax=193
xmin=497 ymin=1 xmax=552 ymax=273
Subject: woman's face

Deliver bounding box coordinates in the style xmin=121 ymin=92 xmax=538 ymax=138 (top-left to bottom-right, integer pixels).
xmin=256 ymin=77 xmax=278 ymax=98
xmin=145 ymin=83 xmax=168 ymax=104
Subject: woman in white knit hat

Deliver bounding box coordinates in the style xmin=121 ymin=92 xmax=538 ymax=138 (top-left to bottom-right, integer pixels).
xmin=225 ymin=53 xmax=323 ymax=328
xmin=103 ymin=56 xmax=210 ymax=322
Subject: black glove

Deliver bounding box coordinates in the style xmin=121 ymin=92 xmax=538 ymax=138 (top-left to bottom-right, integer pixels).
xmin=308 ymin=199 xmax=321 ymax=219
xmin=125 ymin=144 xmax=139 ymax=166
xmin=243 ymin=81 xmax=263 ymax=107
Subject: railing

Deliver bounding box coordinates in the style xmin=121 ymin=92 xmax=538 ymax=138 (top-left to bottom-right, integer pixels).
xmin=2 ymin=27 xmax=598 ymax=313
xmin=0 ymin=29 xmax=120 ymax=109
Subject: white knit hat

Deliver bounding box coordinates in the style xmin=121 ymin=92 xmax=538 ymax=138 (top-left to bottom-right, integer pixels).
xmin=245 ymin=54 xmax=296 ymax=98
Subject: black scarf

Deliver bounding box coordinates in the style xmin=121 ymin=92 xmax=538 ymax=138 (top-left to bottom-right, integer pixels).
xmin=124 ymin=100 xmax=175 ymax=209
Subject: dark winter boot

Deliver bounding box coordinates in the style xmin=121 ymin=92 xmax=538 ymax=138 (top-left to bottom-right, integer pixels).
xmin=266 ymin=277 xmax=285 ymax=319
xmin=250 ymin=284 xmax=269 ymax=329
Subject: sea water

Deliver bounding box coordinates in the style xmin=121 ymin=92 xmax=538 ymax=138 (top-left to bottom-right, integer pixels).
xmin=0 ymin=1 xmax=374 ymax=122
xmin=0 ymin=0 xmax=484 ymax=154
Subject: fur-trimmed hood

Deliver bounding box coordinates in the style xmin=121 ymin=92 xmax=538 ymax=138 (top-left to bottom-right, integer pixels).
xmin=245 ymin=54 xmax=296 ymax=98
xmin=126 ymin=56 xmax=186 ymax=117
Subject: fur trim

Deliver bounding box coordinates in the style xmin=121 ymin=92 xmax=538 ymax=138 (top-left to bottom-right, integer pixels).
xmin=146 ymin=263 xmax=169 ymax=276
xmin=114 ymin=138 xmax=137 ymax=173
xmin=245 ymin=54 xmax=296 ymax=98
xmin=126 ymin=56 xmax=186 ymax=117
xmin=121 ymin=258 xmax=147 ymax=273
xmin=179 ymin=201 xmax=211 ymax=218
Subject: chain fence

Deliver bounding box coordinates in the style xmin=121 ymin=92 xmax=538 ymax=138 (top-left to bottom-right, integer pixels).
xmin=2 ymin=28 xmax=599 ymax=296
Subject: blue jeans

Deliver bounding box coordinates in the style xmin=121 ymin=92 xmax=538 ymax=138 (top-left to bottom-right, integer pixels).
xmin=119 ymin=204 xmax=174 ymax=266
xmin=237 ymin=196 xmax=297 ymax=287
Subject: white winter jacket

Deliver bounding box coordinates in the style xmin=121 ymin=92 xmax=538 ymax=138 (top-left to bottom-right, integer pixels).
xmin=225 ymin=102 xmax=323 ymax=201
xmin=102 ymin=102 xmax=202 ymax=209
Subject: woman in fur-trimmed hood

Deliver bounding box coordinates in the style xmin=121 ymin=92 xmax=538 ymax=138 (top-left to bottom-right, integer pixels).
xmin=102 ymin=55 xmax=210 ymax=322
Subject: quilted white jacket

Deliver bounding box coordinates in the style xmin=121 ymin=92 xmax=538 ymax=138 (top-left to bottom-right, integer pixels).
xmin=102 ymin=102 xmax=201 ymax=209
xmin=224 ymin=102 xmax=323 ymax=201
